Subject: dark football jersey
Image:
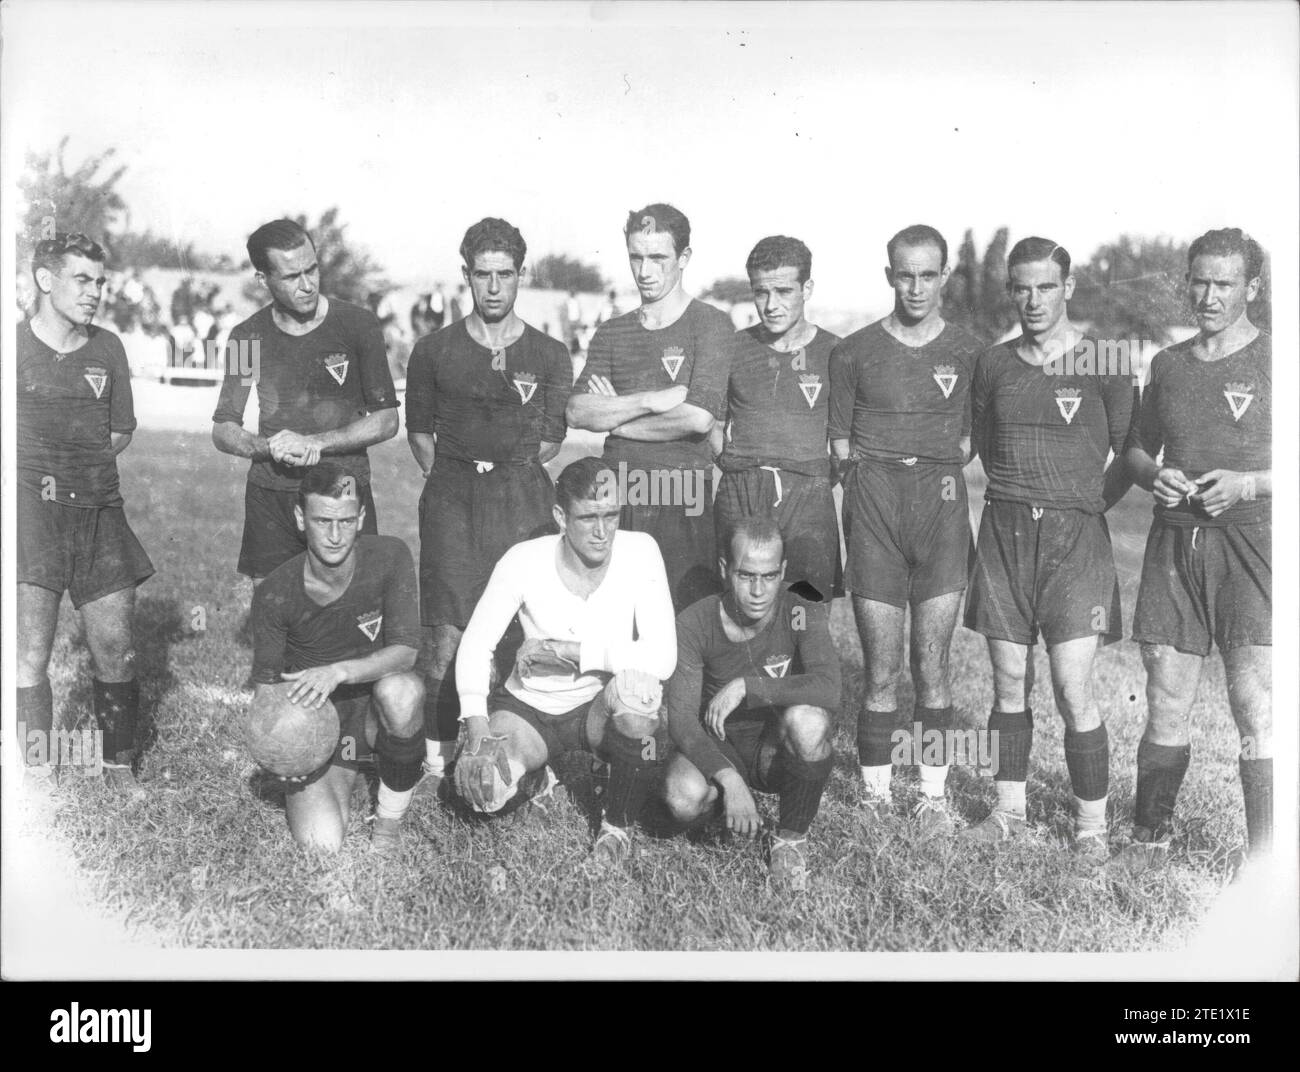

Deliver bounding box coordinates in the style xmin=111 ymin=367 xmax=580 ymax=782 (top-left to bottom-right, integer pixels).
xmin=575 ymin=299 xmax=734 ymax=470
xmin=719 ymin=326 xmax=839 ymax=471
xmin=971 ymin=337 xmax=1135 ymax=513
xmin=212 ymin=299 xmax=397 ymax=490
xmin=828 ymin=321 xmax=983 ymax=464
xmin=16 ymin=321 xmax=136 ymax=507
xmin=1128 ymin=332 xmax=1270 ymax=526
xmin=251 ymin=534 xmax=421 ymax=682
xmin=404 ymin=319 xmax=571 ymax=463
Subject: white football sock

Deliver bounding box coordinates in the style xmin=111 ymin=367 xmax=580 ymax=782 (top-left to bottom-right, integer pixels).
xmin=423 ymin=739 xmax=456 ymax=774
xmin=1074 ymin=794 xmax=1107 ymax=836
xmin=919 ymin=763 xmax=949 ymax=799
xmin=376 ymin=783 xmax=414 ymax=821
xmin=994 ymin=780 xmax=1027 ymax=821
xmin=859 ymin=764 xmax=892 ymax=798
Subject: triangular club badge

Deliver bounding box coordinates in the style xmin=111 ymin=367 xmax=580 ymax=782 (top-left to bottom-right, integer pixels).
xmin=798 ymin=374 xmax=822 ymax=409
xmin=1224 ymin=390 xmax=1253 ymax=421
xmin=661 ymin=351 xmax=685 ymax=381
xmin=326 ymin=358 xmax=349 ymax=386
xmin=83 ymin=372 xmax=108 ymax=399
xmin=1055 ymin=396 xmax=1081 ymax=424
xmin=356 ymin=613 xmax=382 ymax=642
xmin=762 ymin=656 xmax=792 ymax=678
xmin=513 ymin=376 xmax=538 ymax=404
xmin=933 ymin=371 xmax=957 ymax=399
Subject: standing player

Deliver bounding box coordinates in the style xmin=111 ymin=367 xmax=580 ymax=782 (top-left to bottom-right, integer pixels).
xmin=828 ymin=225 xmax=984 ymax=832
xmin=405 ymin=218 xmax=573 ymax=786
xmin=453 ymin=457 xmax=677 ymax=865
xmin=662 ymin=518 xmax=840 ymax=889
xmin=567 ymin=203 xmax=734 ymax=612
xmin=16 ymin=233 xmax=155 ymax=785
xmin=212 ymin=219 xmax=399 ymax=582
xmin=250 ymin=464 xmax=425 ymax=853
xmin=713 ymin=235 xmax=841 ymax=603
xmin=1115 ymin=228 xmax=1271 ymax=873
xmin=963 ymin=237 xmax=1134 ymax=857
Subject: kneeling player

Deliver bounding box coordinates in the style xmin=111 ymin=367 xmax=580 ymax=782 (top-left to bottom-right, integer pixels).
xmin=452 ymin=457 xmax=677 ymax=866
xmin=1116 ymin=228 xmax=1272 ymax=874
xmin=662 ymin=517 xmax=841 ymax=889
xmin=250 ymin=464 xmax=425 ymax=853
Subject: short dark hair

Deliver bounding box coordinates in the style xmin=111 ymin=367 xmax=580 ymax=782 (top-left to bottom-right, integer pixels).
xmin=1187 ymin=228 xmax=1264 ymax=282
xmin=1007 ymin=236 xmax=1071 ymax=279
xmin=724 ymin=515 xmax=784 ymax=565
xmin=887 ymin=224 xmax=948 ymax=269
xmin=296 ymin=463 xmax=362 ymax=512
xmin=624 ymin=203 xmax=690 ymax=256
xmin=460 ymin=217 xmax=527 ymax=271
xmin=247 ymin=219 xmax=314 ymax=274
xmin=31 ymin=232 xmax=106 ymax=285
xmin=746 ymin=235 xmax=812 ymax=283
xmin=555 ymin=456 xmax=616 ymax=513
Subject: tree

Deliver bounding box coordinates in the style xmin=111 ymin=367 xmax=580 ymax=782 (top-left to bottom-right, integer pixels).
xmin=702 ymin=276 xmax=754 ymax=305
xmin=17 ymin=137 xmax=127 ymax=254
xmin=111 ymin=229 xmax=229 ymax=272
xmin=977 ymin=226 xmax=1015 ymax=340
xmin=528 ymin=253 xmax=605 ymax=293
xmin=243 ymin=206 xmax=387 ymax=307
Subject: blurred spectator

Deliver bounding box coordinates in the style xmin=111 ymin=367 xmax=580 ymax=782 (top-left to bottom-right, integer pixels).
xmin=597 ymin=287 xmax=620 ymax=325
xmin=450 ymin=283 xmax=470 ymax=323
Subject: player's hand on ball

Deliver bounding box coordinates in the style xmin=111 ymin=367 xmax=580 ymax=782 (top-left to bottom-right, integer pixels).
xmin=281 ymin=664 xmax=346 ymax=708
xmin=646 ymin=384 xmax=688 ymax=414
xmin=705 ymin=678 xmax=746 ymax=740
xmin=717 ymin=772 xmax=762 ymax=838
xmin=1153 ymin=467 xmax=1194 ymax=507
xmin=454 ymin=735 xmax=513 ymax=811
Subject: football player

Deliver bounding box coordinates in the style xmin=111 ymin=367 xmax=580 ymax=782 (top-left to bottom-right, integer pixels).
xmin=453 ymin=457 xmax=677 ymax=867
xmin=962 ymin=237 xmax=1134 ymax=860
xmin=828 ymin=225 xmax=983 ymax=832
xmin=1115 ymin=228 xmax=1271 ymax=873
xmin=250 ymin=464 xmax=424 ymax=853
xmin=16 ymin=233 xmax=155 ymax=786
xmin=405 ymin=218 xmax=572 ymax=787
xmin=662 ymin=516 xmax=841 ymax=889
xmin=212 ymin=219 xmax=399 ymax=582
xmin=713 ymin=235 xmax=841 ymax=603
xmin=567 ymin=202 xmax=735 ymax=612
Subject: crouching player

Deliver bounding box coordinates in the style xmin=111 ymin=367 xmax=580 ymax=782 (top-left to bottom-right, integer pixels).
xmin=452 ymin=457 xmax=677 ymax=866
xmin=250 ymin=464 xmax=425 ymax=853
xmin=662 ymin=517 xmax=842 ymax=889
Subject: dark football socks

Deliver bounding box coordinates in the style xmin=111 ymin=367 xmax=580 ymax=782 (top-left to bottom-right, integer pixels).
xmin=602 ymin=759 xmax=656 ymax=829
xmin=1064 ymin=724 xmax=1109 ymax=801
xmin=422 ymin=669 xmax=461 ymax=745
xmin=18 ymin=679 xmax=54 ymax=766
xmin=777 ymin=752 xmax=832 ymax=836
xmin=1134 ymin=740 xmax=1190 ymax=841
xmin=376 ymin=726 xmax=425 ymax=793
xmin=93 ymin=678 xmax=139 ymax=763
xmin=1239 ymin=756 xmax=1273 ymax=858
xmin=989 ymin=708 xmax=1033 ymax=784
xmin=856 ymin=707 xmax=898 ymax=768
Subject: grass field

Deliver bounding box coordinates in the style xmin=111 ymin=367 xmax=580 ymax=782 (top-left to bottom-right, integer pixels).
xmin=22 ymin=427 xmax=1256 ymax=953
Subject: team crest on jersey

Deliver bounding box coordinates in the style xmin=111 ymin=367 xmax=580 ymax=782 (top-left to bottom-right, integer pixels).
xmin=325 ymin=354 xmax=349 ymax=386
xmin=83 ymin=367 xmax=108 ymax=399
xmin=661 ymin=346 xmax=685 ymax=381
xmin=797 ymin=373 xmax=823 ymax=409
xmin=762 ymin=654 xmax=792 ymax=679
xmin=1223 ymin=382 xmax=1254 ymax=422
xmin=356 ymin=610 xmax=383 ymax=643
xmin=512 ymin=371 xmax=538 ymax=404
xmin=1054 ymin=387 xmax=1082 ymax=424
xmin=932 ymin=365 xmax=958 ymax=400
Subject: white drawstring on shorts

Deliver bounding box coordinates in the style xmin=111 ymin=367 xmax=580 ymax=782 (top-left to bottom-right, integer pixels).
xmin=760 ymin=465 xmax=784 ymax=508
xmin=474 ymin=460 xmax=495 ymax=474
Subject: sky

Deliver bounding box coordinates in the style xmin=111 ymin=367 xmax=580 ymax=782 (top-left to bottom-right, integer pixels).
xmin=3 ymin=0 xmax=1298 ymax=316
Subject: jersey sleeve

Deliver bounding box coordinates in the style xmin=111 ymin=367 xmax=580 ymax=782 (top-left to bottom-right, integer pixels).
xmin=684 ymin=308 xmax=733 ymax=420
xmin=381 ymin=540 xmax=422 ymax=650
xmin=404 ymin=336 xmax=437 ymax=435
xmin=1101 ymin=370 xmax=1137 ymax=457
xmin=827 ymin=338 xmax=857 ymax=442
xmin=578 ymin=535 xmax=677 ymax=680
xmin=250 ymin=577 xmax=290 ymax=685
xmin=665 ymin=608 xmax=732 ymax=781
xmin=541 ymin=336 xmax=573 ymax=444
xmin=959 ymin=339 xmax=980 ymax=439
xmin=212 ymin=321 xmax=253 ymax=426
xmin=573 ymin=322 xmax=613 ymax=396
xmin=742 ymin=601 xmax=842 ymax=711
xmin=969 ymin=349 xmax=993 ymax=464
xmin=455 ymin=544 xmax=528 ymax=720
xmin=355 ymin=308 xmax=399 ymax=411
xmin=1127 ymin=352 xmax=1165 ymax=459
xmin=106 ymin=334 xmax=138 ymax=434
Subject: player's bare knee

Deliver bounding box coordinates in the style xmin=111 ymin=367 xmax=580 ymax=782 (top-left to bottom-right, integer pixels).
xmin=374 ymin=671 xmax=424 ymax=734
xmin=664 ymin=763 xmax=712 ymax=821
xmin=780 ymin=705 xmax=832 ymax=760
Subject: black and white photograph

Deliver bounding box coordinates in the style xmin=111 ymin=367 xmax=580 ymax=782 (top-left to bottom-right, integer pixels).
xmin=1 ymin=0 xmax=1296 ymax=995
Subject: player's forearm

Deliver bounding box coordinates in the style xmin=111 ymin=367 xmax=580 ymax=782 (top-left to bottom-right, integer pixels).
xmin=566 ymin=392 xmax=655 ymax=432
xmin=667 ymin=701 xmax=731 ymax=780
xmin=213 ymin=421 xmax=272 ymax=461
xmin=830 ymin=437 xmax=851 ymax=461
xmin=1240 ymin=470 xmax=1271 ymax=498
xmin=408 ymin=431 xmax=436 ymax=476
xmin=334 ymin=644 xmax=418 ymax=686
xmin=110 ymin=432 xmax=132 ymax=455
xmin=612 ymin=404 xmax=714 ymax=441
xmin=309 ymin=408 xmax=399 ymax=454
xmin=537 ymin=440 xmax=561 ymax=465
xmin=1102 ymin=455 xmax=1135 ymax=511
xmin=1125 ymin=447 xmax=1160 ymax=492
